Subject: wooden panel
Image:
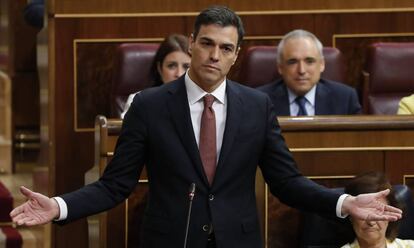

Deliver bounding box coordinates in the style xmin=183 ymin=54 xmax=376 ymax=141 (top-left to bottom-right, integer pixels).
xmin=294 ymin=152 xmax=384 ymax=176
xmin=0 ymin=71 xmax=11 ymax=173
xmin=51 ymin=0 xmax=414 ymax=15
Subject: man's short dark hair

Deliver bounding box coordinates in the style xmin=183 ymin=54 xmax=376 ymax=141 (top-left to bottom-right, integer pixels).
xmin=193 ymin=5 xmax=245 ymax=48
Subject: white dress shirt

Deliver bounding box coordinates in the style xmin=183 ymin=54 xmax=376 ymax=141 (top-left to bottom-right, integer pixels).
xmin=287 ymin=85 xmax=316 ymax=116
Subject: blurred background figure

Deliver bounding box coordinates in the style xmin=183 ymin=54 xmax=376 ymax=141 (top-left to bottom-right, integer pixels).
xmin=120 ymin=34 xmax=190 ymax=118
xmin=397 ymin=94 xmax=414 ymax=115
xmin=23 ymin=0 xmax=44 ymax=29
xmin=341 ymin=172 xmax=414 ymax=248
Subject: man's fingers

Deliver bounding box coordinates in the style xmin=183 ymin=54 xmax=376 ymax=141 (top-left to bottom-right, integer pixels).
xmin=366 ymin=211 xmax=402 ymax=221
xmin=20 ymin=186 xmax=34 ymax=198
xmin=10 ymin=205 xmax=24 ymax=218
xmin=12 ymin=212 xmax=29 ymax=224
xmin=16 ymin=216 xmax=33 ymax=226
xmin=378 ymin=189 xmax=390 ymax=197
xmin=25 ymin=219 xmax=41 ymax=226
xmin=384 ymin=204 xmax=403 ymax=214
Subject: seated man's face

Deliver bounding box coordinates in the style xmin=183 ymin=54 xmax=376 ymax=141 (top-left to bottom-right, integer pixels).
xmin=277 ymin=37 xmax=325 ymax=96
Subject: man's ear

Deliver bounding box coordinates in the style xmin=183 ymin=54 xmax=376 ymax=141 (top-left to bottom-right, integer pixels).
xmin=277 ymin=63 xmax=283 ymax=75
xmin=188 ymin=34 xmax=194 ymax=55
xmin=320 ymin=58 xmax=326 ymax=73
xmin=233 ymin=47 xmax=241 ymax=65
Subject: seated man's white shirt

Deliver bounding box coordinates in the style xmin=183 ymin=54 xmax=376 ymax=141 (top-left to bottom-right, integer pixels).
xmin=288 ymin=85 xmax=316 ymax=116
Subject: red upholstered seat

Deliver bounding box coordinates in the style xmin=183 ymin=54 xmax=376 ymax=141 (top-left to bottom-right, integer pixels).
xmin=0 ymin=182 xmax=22 ymax=247
xmin=238 ymin=46 xmax=346 ymax=88
xmin=0 ymin=227 xmax=22 ymax=248
xmin=0 ymin=181 xmax=12 ymax=222
xmin=363 ymin=42 xmax=414 ymax=114
xmin=111 ymin=43 xmax=159 ymax=118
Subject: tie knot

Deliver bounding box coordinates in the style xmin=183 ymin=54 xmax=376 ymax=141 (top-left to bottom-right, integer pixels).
xmin=203 ymin=94 xmax=215 ymax=108
xmin=295 ymin=96 xmax=308 ymax=116
xmin=295 ymin=96 xmax=307 ymax=106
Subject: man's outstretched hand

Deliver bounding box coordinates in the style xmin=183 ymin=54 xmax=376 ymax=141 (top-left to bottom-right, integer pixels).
xmin=10 ymin=186 xmax=60 ymax=226
xmin=342 ymin=189 xmax=402 ymax=221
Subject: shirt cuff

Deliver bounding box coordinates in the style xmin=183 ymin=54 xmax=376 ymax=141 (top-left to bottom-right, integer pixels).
xmin=53 ymin=197 xmax=68 ymax=221
xmin=336 ymin=194 xmax=350 ymax=218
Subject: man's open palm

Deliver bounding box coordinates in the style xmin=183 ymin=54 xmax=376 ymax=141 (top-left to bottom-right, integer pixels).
xmin=344 ymin=189 xmax=402 ymax=221
xmin=9 ymin=186 xmax=59 ymax=226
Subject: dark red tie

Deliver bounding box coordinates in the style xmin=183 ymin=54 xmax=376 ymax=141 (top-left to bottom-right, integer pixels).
xmin=199 ymin=94 xmax=216 ymax=185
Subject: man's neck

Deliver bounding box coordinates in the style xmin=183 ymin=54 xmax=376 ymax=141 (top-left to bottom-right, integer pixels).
xmin=188 ymin=69 xmax=224 ymax=93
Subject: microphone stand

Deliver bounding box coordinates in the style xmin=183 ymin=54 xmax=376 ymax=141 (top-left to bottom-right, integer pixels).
xmin=183 ymin=183 xmax=196 ymax=248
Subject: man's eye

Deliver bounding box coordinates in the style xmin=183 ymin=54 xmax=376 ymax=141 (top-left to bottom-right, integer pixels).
xmin=201 ymin=41 xmax=212 ymax=46
xmin=223 ymin=47 xmax=233 ymax=53
xmin=286 ymin=59 xmax=297 ymax=65
xmin=305 ymin=58 xmax=316 ymax=64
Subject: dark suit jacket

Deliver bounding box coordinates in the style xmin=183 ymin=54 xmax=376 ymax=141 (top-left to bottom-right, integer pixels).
xmin=59 ymin=76 xmax=340 ymax=247
xmin=258 ymin=79 xmax=361 ymax=116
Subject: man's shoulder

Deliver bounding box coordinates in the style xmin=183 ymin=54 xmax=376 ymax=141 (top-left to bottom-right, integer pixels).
xmin=256 ymin=79 xmax=284 ymax=93
xmin=319 ymin=79 xmax=355 ymax=92
xmin=140 ymin=78 xmax=182 ymax=97
xmin=227 ymin=80 xmax=268 ymax=98
xmin=318 ymin=79 xmax=358 ymax=97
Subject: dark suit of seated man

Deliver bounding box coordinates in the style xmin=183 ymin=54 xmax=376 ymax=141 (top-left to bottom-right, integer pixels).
xmin=259 ymin=29 xmax=361 ymax=116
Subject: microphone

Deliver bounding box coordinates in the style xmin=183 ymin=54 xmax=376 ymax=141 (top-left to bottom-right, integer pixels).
xmin=183 ymin=183 xmax=196 ymax=248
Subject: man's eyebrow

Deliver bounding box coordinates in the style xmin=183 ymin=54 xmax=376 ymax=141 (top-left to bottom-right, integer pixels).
xmin=221 ymin=42 xmax=236 ymax=49
xmin=199 ymin=37 xmax=214 ymax=43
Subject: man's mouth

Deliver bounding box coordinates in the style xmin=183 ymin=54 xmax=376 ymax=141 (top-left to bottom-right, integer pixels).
xmin=204 ymin=65 xmax=220 ymax=71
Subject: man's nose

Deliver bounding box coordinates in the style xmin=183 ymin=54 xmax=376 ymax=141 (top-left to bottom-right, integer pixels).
xmin=210 ymin=46 xmax=220 ymax=61
xmin=297 ymin=61 xmax=306 ymax=74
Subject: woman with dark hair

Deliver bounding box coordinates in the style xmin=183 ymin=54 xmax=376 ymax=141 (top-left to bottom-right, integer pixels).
xmin=150 ymin=34 xmax=190 ymax=86
xmin=341 ymin=172 xmax=414 ymax=248
xmin=121 ymin=34 xmax=190 ymax=118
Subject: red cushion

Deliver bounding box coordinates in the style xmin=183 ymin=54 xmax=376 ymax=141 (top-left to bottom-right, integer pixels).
xmin=0 ymin=182 xmax=12 ymax=222
xmin=1 ymin=226 xmax=22 ymax=248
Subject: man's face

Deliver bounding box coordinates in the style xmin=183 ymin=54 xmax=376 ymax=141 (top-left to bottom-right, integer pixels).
xmin=277 ymin=37 xmax=325 ymax=96
xmin=188 ymin=24 xmax=240 ymax=92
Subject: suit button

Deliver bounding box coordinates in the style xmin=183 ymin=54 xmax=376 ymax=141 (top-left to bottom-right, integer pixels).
xmin=208 ymin=194 xmax=214 ymax=201
xmin=202 ymin=224 xmax=209 ymax=232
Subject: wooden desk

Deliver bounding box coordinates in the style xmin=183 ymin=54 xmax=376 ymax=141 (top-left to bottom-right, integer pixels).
xmin=92 ymin=115 xmax=414 ymax=248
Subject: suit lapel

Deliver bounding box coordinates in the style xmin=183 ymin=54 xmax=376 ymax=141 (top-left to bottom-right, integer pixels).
xmin=167 ymin=79 xmax=208 ymax=185
xmin=315 ymin=82 xmax=332 ymax=115
xmin=215 ymin=81 xmax=242 ymax=180
xmin=271 ymin=83 xmax=290 ymax=116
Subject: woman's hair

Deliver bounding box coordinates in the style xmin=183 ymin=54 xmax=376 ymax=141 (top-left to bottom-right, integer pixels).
xmin=345 ymin=172 xmax=403 ymax=241
xmin=151 ymin=34 xmax=189 ymax=86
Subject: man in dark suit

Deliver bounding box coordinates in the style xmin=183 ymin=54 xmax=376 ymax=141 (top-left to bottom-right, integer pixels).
xmin=259 ymin=29 xmax=361 ymax=116
xmin=10 ymin=6 xmax=400 ymax=248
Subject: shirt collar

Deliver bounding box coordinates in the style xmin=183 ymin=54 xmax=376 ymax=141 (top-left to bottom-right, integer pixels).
xmin=287 ymin=84 xmax=317 ymax=106
xmin=185 ymin=72 xmax=226 ymax=105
